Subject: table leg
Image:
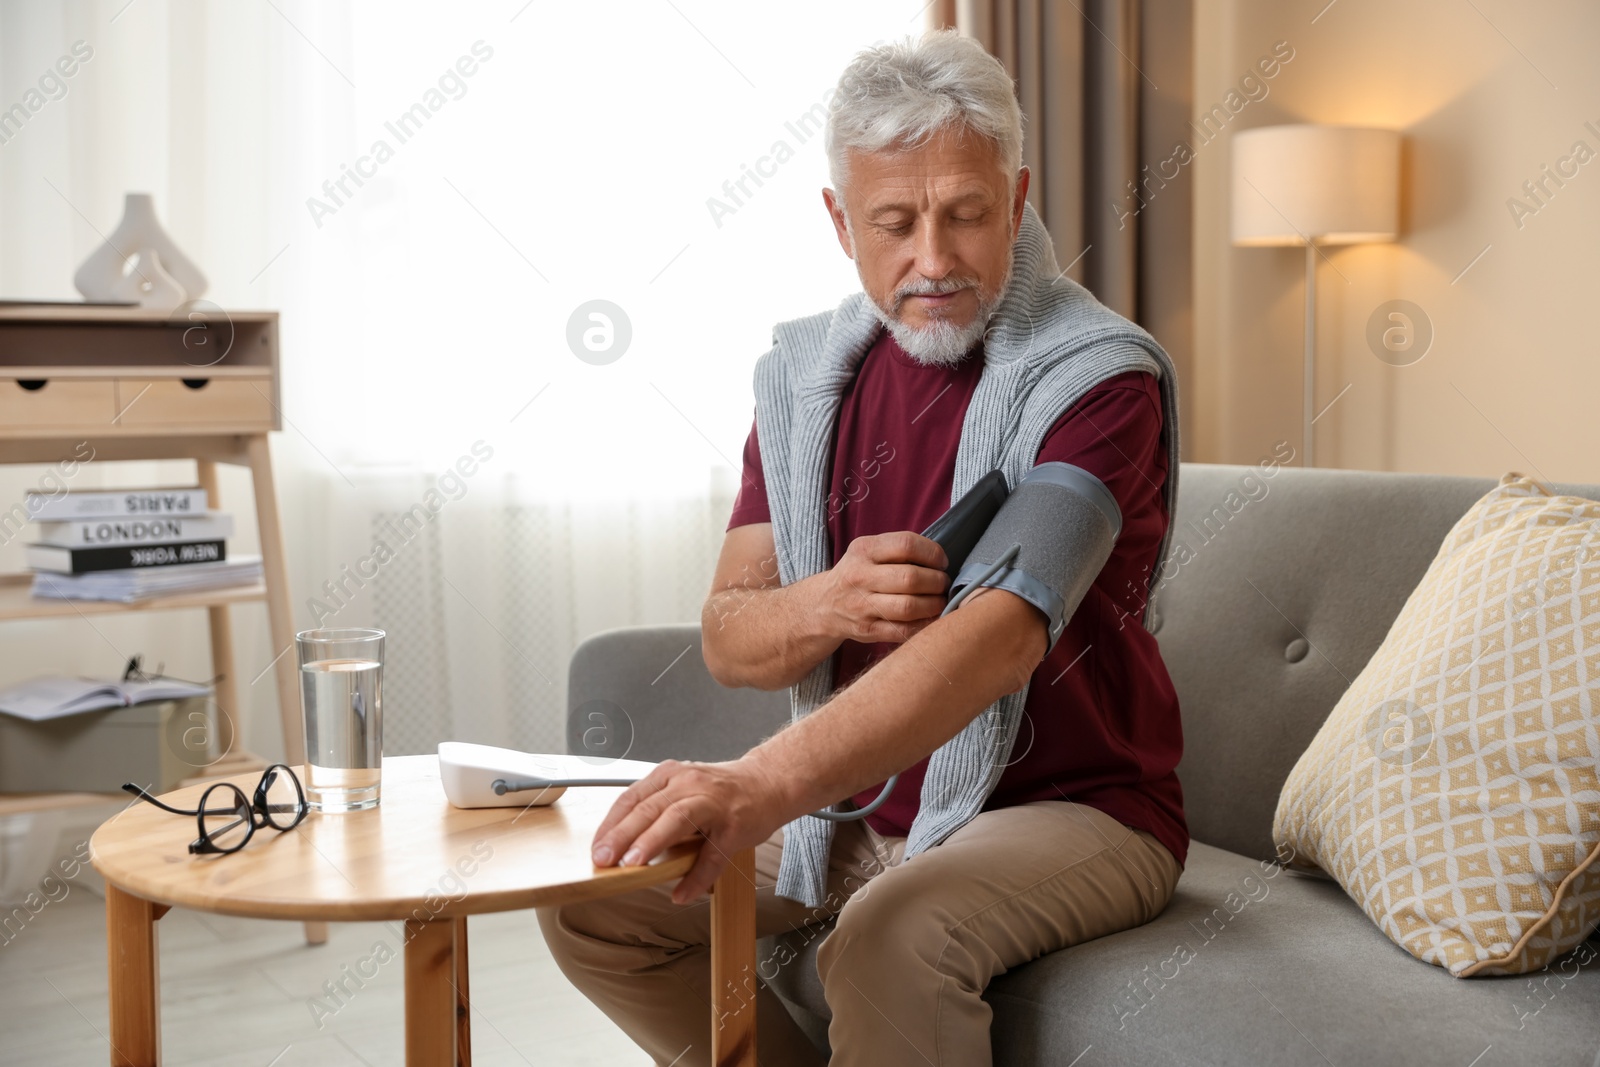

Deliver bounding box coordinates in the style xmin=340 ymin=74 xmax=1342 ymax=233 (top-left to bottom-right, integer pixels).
xmin=710 ymin=847 xmax=757 ymax=1067
xmin=106 ymin=885 xmax=160 ymax=1067
xmin=405 ymin=917 xmax=466 ymax=1066
xmin=453 ymin=917 xmax=471 ymax=1066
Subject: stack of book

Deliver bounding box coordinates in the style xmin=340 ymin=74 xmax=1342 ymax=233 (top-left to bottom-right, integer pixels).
xmin=22 ymin=487 xmax=263 ymax=603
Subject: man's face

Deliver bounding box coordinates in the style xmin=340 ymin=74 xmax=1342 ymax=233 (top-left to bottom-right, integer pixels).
xmin=824 ymin=124 xmax=1029 ymax=365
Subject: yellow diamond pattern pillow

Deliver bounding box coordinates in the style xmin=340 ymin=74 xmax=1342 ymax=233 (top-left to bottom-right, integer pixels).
xmin=1273 ymin=472 xmax=1600 ymax=977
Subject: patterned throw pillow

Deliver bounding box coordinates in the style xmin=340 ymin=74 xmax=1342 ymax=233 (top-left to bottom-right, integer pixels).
xmin=1273 ymin=472 xmax=1600 ymax=976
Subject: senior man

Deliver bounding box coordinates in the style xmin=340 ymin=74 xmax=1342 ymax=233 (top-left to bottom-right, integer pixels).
xmin=538 ymin=29 xmax=1187 ymax=1067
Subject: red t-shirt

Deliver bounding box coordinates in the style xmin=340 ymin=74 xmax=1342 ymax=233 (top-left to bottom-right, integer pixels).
xmin=726 ymin=330 xmax=1188 ymax=868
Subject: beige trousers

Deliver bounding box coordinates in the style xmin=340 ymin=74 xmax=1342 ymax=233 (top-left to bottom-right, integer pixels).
xmin=535 ymin=799 xmax=1181 ymax=1067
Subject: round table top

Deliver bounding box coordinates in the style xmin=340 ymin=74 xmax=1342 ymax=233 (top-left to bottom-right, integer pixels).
xmin=89 ymin=754 xmax=696 ymax=922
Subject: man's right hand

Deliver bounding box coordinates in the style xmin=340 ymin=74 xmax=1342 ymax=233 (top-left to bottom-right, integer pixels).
xmin=702 ymin=523 xmax=949 ymax=690
xmin=820 ymin=531 xmax=949 ymax=645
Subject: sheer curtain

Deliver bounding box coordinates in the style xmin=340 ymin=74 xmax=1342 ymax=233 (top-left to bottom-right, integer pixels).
xmin=0 ymin=0 xmax=929 ymax=763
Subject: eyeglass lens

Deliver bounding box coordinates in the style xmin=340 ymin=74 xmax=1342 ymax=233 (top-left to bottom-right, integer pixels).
xmin=259 ymin=765 xmax=307 ymax=831
xmin=198 ymin=783 xmax=254 ymax=853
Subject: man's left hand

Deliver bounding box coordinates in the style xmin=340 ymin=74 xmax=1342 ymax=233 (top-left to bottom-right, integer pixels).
xmin=590 ymin=756 xmax=791 ymax=904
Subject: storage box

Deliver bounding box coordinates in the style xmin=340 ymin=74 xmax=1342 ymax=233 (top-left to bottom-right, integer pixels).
xmin=0 ymin=697 xmax=211 ymax=794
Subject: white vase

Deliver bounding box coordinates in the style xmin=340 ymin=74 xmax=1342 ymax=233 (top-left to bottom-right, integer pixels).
xmin=73 ymin=193 xmax=208 ymax=303
xmin=107 ymin=247 xmax=188 ymax=313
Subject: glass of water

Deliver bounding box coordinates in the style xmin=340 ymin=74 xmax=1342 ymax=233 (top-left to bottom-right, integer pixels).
xmin=296 ymin=627 xmax=384 ymax=813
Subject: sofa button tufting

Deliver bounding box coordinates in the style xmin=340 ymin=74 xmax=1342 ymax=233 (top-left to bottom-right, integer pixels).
xmin=1285 ymin=637 xmax=1309 ymax=662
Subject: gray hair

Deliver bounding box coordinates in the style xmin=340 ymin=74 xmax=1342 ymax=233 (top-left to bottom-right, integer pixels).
xmin=825 ymin=30 xmax=1023 ymax=195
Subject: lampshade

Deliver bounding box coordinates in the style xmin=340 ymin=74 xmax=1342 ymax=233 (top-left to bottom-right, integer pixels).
xmin=1231 ymin=124 xmax=1401 ymax=247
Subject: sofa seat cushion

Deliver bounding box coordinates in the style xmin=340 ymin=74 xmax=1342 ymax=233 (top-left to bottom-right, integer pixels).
xmin=762 ymin=842 xmax=1600 ymax=1066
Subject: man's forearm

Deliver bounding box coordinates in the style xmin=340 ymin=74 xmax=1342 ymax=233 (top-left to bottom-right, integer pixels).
xmin=745 ymin=587 xmax=1047 ymax=819
xmin=586 ymin=585 xmax=1048 ymax=895
xmin=702 ymin=574 xmax=842 ymax=691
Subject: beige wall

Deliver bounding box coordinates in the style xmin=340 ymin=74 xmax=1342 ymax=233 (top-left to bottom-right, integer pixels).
xmin=1193 ymin=0 xmax=1599 ymax=482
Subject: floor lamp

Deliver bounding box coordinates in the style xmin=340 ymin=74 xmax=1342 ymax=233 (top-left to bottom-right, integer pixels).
xmin=1230 ymin=125 xmax=1401 ymax=467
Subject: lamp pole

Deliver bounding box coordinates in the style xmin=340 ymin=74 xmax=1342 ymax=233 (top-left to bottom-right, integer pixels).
xmin=1303 ymin=239 xmax=1317 ymax=468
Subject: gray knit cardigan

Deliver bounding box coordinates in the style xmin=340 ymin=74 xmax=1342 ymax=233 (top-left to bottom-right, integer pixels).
xmin=754 ymin=201 xmax=1182 ymax=908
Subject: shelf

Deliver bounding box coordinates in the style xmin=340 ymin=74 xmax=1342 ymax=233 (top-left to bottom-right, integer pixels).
xmin=0 ymin=790 xmax=124 ymax=817
xmin=0 ymin=572 xmax=267 ymax=621
xmin=0 ymin=310 xmax=277 ymax=384
xmin=0 ymin=304 xmax=314 ymax=940
xmin=0 ymin=305 xmax=276 ymax=325
xmin=1 ymin=365 xmax=270 ymax=379
xmin=0 ymin=751 xmax=271 ymax=817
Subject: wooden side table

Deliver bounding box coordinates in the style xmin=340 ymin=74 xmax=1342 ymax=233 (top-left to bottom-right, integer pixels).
xmin=0 ymin=304 xmax=324 ymax=944
xmin=89 ymin=754 xmax=758 ymax=1067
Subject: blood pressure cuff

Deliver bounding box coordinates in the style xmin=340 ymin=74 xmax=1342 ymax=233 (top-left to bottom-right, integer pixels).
xmin=946 ymin=462 xmax=1121 ymax=655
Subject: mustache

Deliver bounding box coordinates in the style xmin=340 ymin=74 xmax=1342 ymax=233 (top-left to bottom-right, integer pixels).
xmin=891 ymin=275 xmax=979 ymax=314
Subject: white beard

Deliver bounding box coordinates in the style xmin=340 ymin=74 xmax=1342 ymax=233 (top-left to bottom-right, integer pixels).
xmin=862 ymin=259 xmax=1014 ymax=368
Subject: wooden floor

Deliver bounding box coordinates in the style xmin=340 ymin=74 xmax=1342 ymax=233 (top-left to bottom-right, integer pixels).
xmin=0 ymin=878 xmax=650 ymax=1066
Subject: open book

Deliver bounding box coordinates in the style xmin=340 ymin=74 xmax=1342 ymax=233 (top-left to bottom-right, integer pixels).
xmin=0 ymin=675 xmax=211 ymax=722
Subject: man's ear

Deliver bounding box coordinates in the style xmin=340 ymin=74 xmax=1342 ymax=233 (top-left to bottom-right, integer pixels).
xmin=1010 ymin=166 xmax=1031 ymax=238
xmin=823 ymin=188 xmax=854 ymax=260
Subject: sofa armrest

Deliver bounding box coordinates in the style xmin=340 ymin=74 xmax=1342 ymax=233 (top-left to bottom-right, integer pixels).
xmin=565 ymin=623 xmax=792 ymax=765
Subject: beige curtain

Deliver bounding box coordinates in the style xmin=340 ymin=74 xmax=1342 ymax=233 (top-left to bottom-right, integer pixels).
xmin=947 ymin=0 xmax=1194 ymax=456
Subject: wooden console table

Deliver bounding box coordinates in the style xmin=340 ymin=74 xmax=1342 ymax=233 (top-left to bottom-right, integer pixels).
xmin=0 ymin=303 xmax=324 ymax=945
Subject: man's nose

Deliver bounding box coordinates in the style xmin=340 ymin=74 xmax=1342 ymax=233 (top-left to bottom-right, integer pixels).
xmin=912 ymin=218 xmax=959 ymax=280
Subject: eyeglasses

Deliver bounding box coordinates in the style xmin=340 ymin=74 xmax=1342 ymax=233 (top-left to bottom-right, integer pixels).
xmin=122 ymin=764 xmax=309 ymax=855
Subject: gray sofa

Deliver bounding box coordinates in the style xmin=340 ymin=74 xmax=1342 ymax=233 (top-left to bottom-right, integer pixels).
xmin=565 ymin=463 xmax=1600 ymax=1066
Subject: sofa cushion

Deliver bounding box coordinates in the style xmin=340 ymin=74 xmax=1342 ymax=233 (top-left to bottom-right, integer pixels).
xmin=763 ymin=842 xmax=1600 ymax=1066
xmin=1274 ymin=473 xmax=1600 ymax=976
xmin=565 ymin=623 xmax=791 ymax=764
